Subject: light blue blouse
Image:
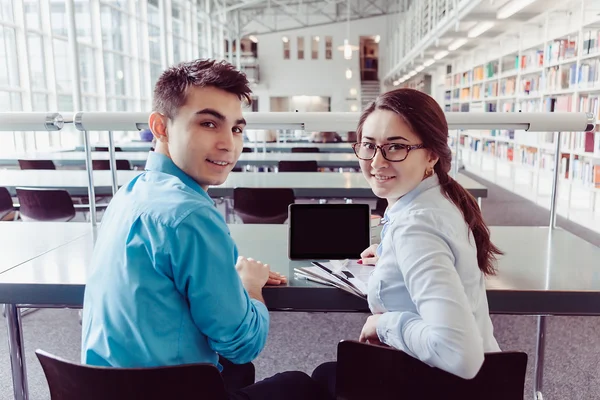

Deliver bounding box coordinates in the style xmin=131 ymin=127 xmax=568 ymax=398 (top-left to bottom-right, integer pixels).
xmin=369 ymin=174 xmax=500 ymax=379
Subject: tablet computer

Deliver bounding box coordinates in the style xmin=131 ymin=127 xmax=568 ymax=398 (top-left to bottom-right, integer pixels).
xmin=288 ymin=203 xmax=371 ymax=260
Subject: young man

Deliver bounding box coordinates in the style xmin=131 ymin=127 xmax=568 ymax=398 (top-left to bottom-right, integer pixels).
xmin=81 ymin=59 xmax=331 ymax=400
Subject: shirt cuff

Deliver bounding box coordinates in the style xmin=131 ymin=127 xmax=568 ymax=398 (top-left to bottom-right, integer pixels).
xmin=250 ymin=298 xmax=269 ymax=321
xmin=376 ymin=312 xmax=395 ymax=344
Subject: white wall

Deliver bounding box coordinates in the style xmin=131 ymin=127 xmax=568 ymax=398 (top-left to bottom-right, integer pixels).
xmin=252 ymin=16 xmax=387 ymax=112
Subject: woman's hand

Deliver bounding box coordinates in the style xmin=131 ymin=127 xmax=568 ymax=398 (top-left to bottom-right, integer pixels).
xmin=359 ymin=314 xmax=383 ymax=344
xmin=359 ymin=243 xmax=379 ymax=265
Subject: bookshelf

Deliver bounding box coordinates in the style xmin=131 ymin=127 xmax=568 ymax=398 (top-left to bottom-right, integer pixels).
xmin=440 ymin=20 xmax=600 ymax=234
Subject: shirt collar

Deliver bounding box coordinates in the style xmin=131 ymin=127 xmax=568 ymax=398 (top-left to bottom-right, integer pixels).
xmin=144 ymin=151 xmax=213 ymax=203
xmin=382 ymin=173 xmax=440 ymax=223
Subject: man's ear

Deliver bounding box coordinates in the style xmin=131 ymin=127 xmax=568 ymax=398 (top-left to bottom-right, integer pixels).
xmin=149 ymin=112 xmax=168 ymax=143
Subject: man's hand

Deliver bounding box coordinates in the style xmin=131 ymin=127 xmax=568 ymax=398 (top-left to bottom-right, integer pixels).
xmin=359 ymin=243 xmax=379 ymax=265
xmin=267 ymin=270 xmax=287 ymax=286
xmin=235 ymin=256 xmax=270 ymax=299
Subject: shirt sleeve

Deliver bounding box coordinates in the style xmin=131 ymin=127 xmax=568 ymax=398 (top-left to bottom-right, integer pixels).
xmin=168 ymin=207 xmax=269 ymax=364
xmin=375 ymin=211 xmax=484 ymax=379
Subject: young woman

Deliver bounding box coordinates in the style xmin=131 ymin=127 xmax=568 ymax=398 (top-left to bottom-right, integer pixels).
xmin=313 ymin=88 xmax=502 ymax=395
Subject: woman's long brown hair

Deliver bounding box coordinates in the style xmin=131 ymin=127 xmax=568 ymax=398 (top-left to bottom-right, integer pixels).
xmin=357 ymin=88 xmax=501 ymax=275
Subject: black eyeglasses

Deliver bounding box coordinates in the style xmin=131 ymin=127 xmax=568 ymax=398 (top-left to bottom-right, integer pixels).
xmin=352 ymin=142 xmax=426 ymax=162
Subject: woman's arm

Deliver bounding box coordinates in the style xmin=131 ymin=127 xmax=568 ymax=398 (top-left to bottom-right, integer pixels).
xmin=376 ymin=211 xmax=485 ymax=379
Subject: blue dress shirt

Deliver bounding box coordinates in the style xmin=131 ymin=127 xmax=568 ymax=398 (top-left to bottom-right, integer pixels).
xmin=368 ymin=174 xmax=500 ymax=379
xmin=81 ymin=152 xmax=269 ymax=369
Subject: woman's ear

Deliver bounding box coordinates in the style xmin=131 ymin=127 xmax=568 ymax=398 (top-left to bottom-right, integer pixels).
xmin=148 ymin=112 xmax=168 ymax=143
xmin=427 ymin=150 xmax=439 ymax=167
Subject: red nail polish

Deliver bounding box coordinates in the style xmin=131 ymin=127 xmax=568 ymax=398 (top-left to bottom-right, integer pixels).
xmin=357 ymin=260 xmax=363 ymax=264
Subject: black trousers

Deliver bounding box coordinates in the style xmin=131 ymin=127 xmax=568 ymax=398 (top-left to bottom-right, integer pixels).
xmin=219 ymin=356 xmax=334 ymax=400
xmin=311 ymin=361 xmax=337 ymax=399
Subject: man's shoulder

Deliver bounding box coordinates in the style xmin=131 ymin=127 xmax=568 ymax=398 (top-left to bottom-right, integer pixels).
xmin=113 ymin=171 xmax=221 ymax=230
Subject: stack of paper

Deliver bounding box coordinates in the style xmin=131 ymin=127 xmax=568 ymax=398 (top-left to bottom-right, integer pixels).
xmin=294 ymin=260 xmax=373 ymax=299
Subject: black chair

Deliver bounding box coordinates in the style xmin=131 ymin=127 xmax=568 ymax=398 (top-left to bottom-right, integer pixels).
xmin=92 ymin=159 xmax=132 ymax=170
xmin=18 ymin=159 xmax=56 ymax=170
xmin=242 ymin=147 xmax=253 ymax=153
xmin=278 ymin=160 xmax=319 ymax=172
xmin=232 ymin=147 xmax=254 ymax=172
xmin=16 ymin=188 xmax=76 ymax=222
xmin=35 ymin=349 xmax=228 ymax=400
xmin=95 ymin=146 xmax=123 ymax=152
xmin=336 ymin=340 xmax=527 ymax=400
xmin=372 ymin=198 xmax=388 ymax=217
xmin=291 ymin=147 xmax=320 ymax=153
xmin=0 ymin=187 xmax=16 ymax=220
xmin=233 ymin=188 xmax=295 ymax=224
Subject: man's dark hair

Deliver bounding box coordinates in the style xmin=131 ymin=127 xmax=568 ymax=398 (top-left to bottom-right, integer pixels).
xmin=152 ymin=59 xmax=252 ymax=119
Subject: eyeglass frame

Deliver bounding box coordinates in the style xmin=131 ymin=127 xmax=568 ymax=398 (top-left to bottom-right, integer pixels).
xmin=352 ymin=142 xmax=426 ymax=162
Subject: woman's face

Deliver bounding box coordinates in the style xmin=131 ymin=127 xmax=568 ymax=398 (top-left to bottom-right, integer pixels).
xmin=357 ymin=109 xmax=438 ymax=205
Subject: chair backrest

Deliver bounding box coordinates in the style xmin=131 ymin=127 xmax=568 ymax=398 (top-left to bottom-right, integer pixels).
xmin=18 ymin=159 xmax=56 ymax=170
xmin=35 ymin=350 xmax=228 ymax=400
xmin=336 ymin=340 xmax=527 ymax=400
xmin=278 ymin=160 xmax=319 ymax=172
xmin=92 ymin=159 xmax=132 ymax=170
xmin=233 ymin=187 xmax=295 ymax=224
xmin=0 ymin=186 xmax=15 ymax=220
xmin=291 ymin=147 xmax=320 ymax=153
xmin=242 ymin=147 xmax=253 ymax=153
xmin=95 ymin=146 xmax=123 ymax=152
xmin=373 ymin=198 xmax=388 ymax=217
xmin=16 ymin=188 xmax=76 ymax=222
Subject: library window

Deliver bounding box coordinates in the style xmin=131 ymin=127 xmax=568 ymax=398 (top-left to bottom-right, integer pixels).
xmin=282 ymin=36 xmax=290 ymax=59
xmin=297 ymin=36 xmax=304 ymax=60
xmin=311 ymin=36 xmax=319 ymax=59
xmin=325 ymin=36 xmax=332 ymax=59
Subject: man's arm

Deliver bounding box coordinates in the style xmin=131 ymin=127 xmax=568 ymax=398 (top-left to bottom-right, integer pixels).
xmin=168 ymin=208 xmax=269 ymax=364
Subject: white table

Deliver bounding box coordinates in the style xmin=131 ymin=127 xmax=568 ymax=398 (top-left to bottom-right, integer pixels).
xmin=1 ymin=223 xmax=600 ymax=400
xmin=0 ymin=170 xmax=487 ymax=200
xmin=0 ymin=151 xmax=361 ymax=169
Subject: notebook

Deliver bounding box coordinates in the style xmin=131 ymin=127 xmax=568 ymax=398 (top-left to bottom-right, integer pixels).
xmin=288 ymin=203 xmax=371 ymax=260
xmin=294 ymin=259 xmax=372 ymax=299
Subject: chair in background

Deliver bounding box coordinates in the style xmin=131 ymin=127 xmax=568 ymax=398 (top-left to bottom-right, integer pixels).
xmin=372 ymin=198 xmax=388 ymax=217
xmin=233 ymin=188 xmax=295 ymax=224
xmin=95 ymin=146 xmax=123 ymax=152
xmin=291 ymin=147 xmax=320 ymax=153
xmin=92 ymin=159 xmax=132 ymax=170
xmin=18 ymin=159 xmax=56 ymax=170
xmin=336 ymin=340 xmax=527 ymax=400
xmin=278 ymin=160 xmax=319 ymax=172
xmin=35 ymin=349 xmax=228 ymax=400
xmin=242 ymin=147 xmax=253 ymax=153
xmin=0 ymin=187 xmax=16 ymax=221
xmin=16 ymin=188 xmax=76 ymax=222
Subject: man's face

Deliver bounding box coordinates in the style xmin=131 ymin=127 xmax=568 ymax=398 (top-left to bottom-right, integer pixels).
xmin=152 ymin=86 xmax=246 ymax=190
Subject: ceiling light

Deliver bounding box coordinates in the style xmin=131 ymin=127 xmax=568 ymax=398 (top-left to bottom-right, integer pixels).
xmin=467 ymin=21 xmax=495 ymax=38
xmin=282 ymin=36 xmax=289 ymax=43
xmin=248 ymin=35 xmax=258 ymax=43
xmin=415 ymin=65 xmax=424 ymax=72
xmin=393 ymin=80 xmax=399 ymax=86
xmin=315 ymin=36 xmax=320 ymax=41
xmin=402 ymin=74 xmax=410 ymax=80
xmin=349 ymin=88 xmax=357 ymax=96
xmin=424 ymin=59 xmax=435 ymax=66
xmin=408 ymin=70 xmax=417 ymax=77
xmin=434 ymin=50 xmax=449 ymax=60
xmin=374 ymin=35 xmax=380 ymax=43
xmin=345 ymin=68 xmax=352 ymax=80
xmin=497 ymin=0 xmax=538 ymax=19
xmin=350 ymin=104 xmax=358 ymax=112
xmin=448 ymin=38 xmax=468 ymax=51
